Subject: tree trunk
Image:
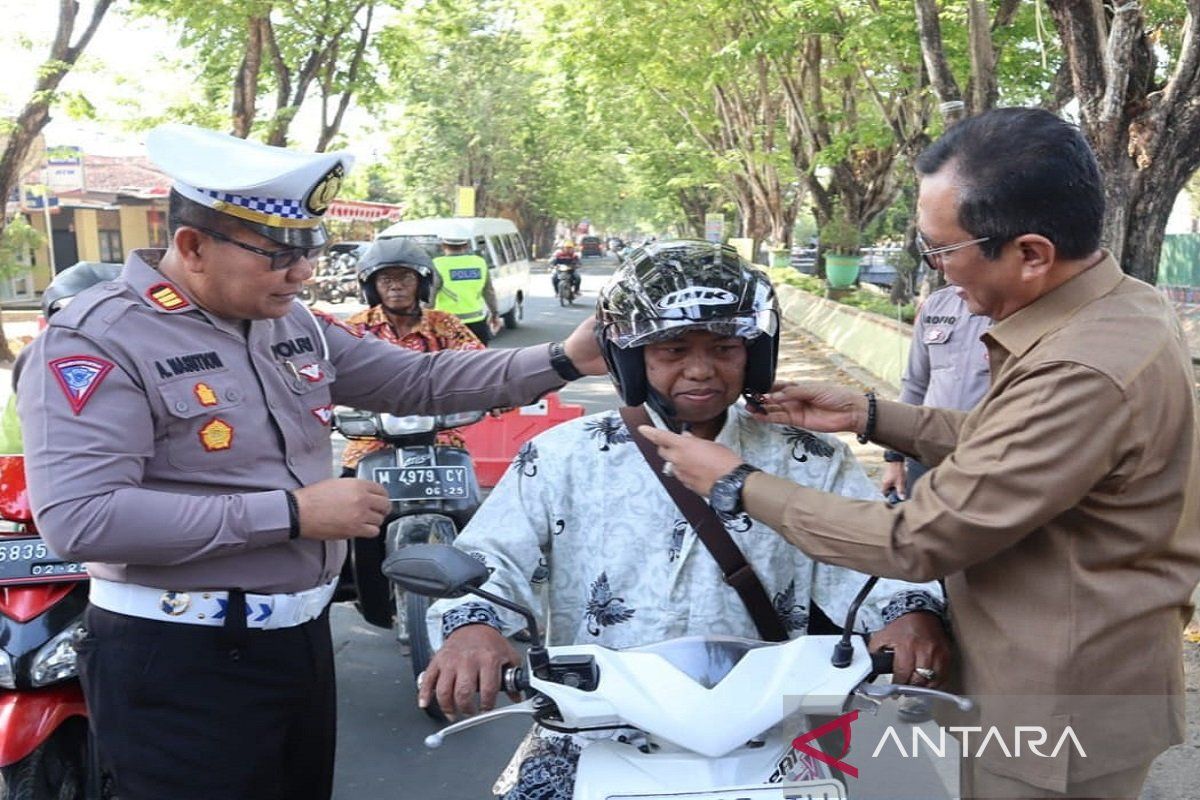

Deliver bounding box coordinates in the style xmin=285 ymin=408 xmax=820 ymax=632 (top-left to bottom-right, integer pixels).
xmin=317 ymin=4 xmax=374 ymax=152
xmin=231 ymin=16 xmax=266 ymax=138
xmin=0 ymin=0 xmax=113 ymax=363
xmin=1045 ymin=0 xmax=1200 ymax=283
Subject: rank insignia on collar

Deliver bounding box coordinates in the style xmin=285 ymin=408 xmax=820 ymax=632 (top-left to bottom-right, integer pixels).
xmin=147 ymin=282 xmax=190 ymax=311
xmin=198 ymin=418 xmax=234 ymax=452
xmin=311 ymin=404 xmax=334 ymax=425
xmin=297 ymin=363 xmax=323 ymax=382
xmin=194 ymin=382 xmax=219 ymax=407
xmin=49 ymin=355 xmax=115 ymax=415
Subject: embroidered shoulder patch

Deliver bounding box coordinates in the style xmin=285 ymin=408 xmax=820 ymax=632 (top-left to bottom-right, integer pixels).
xmin=147 ymin=283 xmax=190 ymax=311
xmin=198 ymin=418 xmax=234 ymax=452
xmin=49 ymin=356 xmax=115 ymax=415
xmin=311 ymin=308 xmax=363 ymax=339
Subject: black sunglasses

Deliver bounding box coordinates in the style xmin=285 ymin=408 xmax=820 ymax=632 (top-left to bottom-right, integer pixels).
xmin=194 ymin=225 xmax=322 ymax=271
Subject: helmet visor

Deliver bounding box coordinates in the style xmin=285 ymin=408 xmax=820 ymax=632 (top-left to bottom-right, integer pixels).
xmin=604 ymin=308 xmax=778 ymax=349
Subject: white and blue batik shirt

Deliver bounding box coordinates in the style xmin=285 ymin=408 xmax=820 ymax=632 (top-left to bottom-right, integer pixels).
xmin=428 ymin=403 xmax=944 ymax=650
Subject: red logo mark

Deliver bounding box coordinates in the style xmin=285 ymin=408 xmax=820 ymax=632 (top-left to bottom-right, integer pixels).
xmin=791 ymin=709 xmax=859 ymax=778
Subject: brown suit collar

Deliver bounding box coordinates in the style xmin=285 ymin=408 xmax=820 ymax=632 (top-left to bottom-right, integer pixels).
xmin=985 ymin=251 xmax=1124 ymax=360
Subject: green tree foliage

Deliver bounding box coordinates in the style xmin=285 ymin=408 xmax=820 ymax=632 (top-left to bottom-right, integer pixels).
xmin=375 ymin=0 xmax=629 ymax=252
xmin=134 ymin=0 xmax=384 ymax=150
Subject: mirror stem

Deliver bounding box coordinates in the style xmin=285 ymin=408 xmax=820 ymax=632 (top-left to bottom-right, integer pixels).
xmin=467 ymin=586 xmax=550 ymax=676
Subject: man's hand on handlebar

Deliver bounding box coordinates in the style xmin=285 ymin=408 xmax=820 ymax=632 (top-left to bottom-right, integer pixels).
xmin=419 ymin=624 xmax=522 ymax=720
xmin=869 ymin=611 xmax=952 ymax=689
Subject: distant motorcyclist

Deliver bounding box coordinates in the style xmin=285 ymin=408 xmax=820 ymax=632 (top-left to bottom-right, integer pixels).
xmin=550 ymin=240 xmax=581 ymax=298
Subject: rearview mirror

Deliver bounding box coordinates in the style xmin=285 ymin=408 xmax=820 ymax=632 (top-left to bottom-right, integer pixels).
xmin=382 ymin=543 xmax=489 ymax=598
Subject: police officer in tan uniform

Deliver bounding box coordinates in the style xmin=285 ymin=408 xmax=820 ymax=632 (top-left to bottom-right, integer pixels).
xmin=13 ymin=124 xmax=601 ymax=800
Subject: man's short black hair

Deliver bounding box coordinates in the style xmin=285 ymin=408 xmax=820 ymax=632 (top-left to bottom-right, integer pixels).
xmin=915 ymin=107 xmax=1104 ymax=260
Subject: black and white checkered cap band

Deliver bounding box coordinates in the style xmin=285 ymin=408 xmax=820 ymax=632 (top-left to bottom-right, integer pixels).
xmin=201 ymin=189 xmax=308 ymax=220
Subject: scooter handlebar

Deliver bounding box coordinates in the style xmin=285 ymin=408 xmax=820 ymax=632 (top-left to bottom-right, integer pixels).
xmin=870 ymin=648 xmax=894 ymax=675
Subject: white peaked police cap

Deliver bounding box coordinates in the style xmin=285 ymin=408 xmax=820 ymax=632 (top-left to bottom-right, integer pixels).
xmin=146 ymin=123 xmax=356 ymax=248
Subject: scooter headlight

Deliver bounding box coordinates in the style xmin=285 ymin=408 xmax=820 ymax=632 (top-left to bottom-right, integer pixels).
xmin=380 ymin=414 xmax=436 ymax=435
xmin=30 ymin=619 xmax=83 ymax=687
xmin=0 ymin=650 xmax=14 ymax=689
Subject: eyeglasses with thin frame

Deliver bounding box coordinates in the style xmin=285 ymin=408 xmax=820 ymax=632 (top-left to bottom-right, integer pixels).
xmin=374 ymin=271 xmax=420 ymax=288
xmin=915 ymin=232 xmax=991 ymax=271
xmin=193 ymin=225 xmax=322 ymax=271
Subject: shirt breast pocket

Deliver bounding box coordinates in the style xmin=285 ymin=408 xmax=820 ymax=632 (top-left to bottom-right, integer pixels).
xmin=924 ymin=326 xmax=956 ymax=371
xmin=279 ymin=359 xmax=338 ymax=431
xmin=155 ymin=374 xmax=252 ymax=471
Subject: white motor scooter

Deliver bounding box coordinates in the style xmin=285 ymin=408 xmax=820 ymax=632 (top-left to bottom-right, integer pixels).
xmin=384 ymin=544 xmax=971 ymax=800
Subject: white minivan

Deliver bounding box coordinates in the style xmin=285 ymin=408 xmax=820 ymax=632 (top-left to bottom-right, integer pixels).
xmin=376 ymin=217 xmax=531 ymax=329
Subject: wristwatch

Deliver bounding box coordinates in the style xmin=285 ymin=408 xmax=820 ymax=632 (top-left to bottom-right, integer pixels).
xmin=709 ymin=463 xmax=762 ymax=515
xmin=548 ymin=341 xmax=583 ymax=381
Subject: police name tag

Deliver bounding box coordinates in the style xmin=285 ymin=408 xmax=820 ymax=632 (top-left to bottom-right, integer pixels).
xmin=373 ymin=466 xmax=469 ymax=501
xmin=0 ymin=537 xmax=87 ymax=585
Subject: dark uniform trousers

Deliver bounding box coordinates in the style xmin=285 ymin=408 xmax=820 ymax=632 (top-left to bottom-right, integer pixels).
xmin=78 ymin=604 xmax=335 ymax=800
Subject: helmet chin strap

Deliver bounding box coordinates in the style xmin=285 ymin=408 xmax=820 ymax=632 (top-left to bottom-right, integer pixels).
xmin=644 ymin=387 xmax=690 ymax=434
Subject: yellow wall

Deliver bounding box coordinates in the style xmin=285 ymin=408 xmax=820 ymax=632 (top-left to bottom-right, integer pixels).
xmin=24 ymin=213 xmax=54 ymax=291
xmin=119 ymin=206 xmax=151 ymax=252
xmin=74 ymin=210 xmax=100 ymax=262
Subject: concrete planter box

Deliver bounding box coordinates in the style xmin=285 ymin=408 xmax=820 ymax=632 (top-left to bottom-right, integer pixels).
xmin=776 ymin=283 xmax=911 ymax=392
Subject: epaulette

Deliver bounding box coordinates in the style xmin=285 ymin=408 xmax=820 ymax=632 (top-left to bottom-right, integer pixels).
xmin=49 ymin=281 xmax=139 ymax=334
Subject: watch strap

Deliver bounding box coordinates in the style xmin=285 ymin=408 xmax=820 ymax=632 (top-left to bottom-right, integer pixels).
xmin=548 ymin=341 xmax=583 ymax=381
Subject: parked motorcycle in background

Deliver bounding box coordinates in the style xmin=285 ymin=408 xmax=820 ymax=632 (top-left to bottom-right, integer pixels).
xmin=302 ymin=242 xmax=369 ymax=306
xmin=0 ymin=453 xmax=99 ymax=799
xmin=333 ymin=409 xmax=485 ymax=718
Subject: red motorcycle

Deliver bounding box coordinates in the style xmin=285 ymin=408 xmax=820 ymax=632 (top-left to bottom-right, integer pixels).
xmin=0 ymin=454 xmax=98 ymax=799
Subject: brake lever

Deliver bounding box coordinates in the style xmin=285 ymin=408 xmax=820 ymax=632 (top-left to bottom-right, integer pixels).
xmin=424 ymin=698 xmax=539 ymax=749
xmin=855 ymin=681 xmax=974 ymax=712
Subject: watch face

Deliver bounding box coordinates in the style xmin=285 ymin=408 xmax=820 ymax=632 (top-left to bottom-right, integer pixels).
xmin=710 ymin=475 xmax=740 ymax=514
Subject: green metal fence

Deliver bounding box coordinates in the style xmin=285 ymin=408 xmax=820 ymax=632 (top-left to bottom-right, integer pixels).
xmin=1159 ymin=233 xmax=1200 ymax=294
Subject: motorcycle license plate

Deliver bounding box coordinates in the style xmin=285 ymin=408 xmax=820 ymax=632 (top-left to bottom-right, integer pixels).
xmin=373 ymin=466 xmax=469 ymax=501
xmin=0 ymin=537 xmax=87 ymax=585
xmin=607 ymin=782 xmax=845 ymax=800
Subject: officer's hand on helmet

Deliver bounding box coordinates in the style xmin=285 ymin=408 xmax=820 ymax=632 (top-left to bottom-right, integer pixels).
xmin=292 ymin=478 xmax=389 ymax=539
xmin=751 ymin=381 xmax=867 ymax=434
xmin=420 ymin=624 xmax=521 ymax=720
xmin=562 ymin=317 xmax=607 ymax=377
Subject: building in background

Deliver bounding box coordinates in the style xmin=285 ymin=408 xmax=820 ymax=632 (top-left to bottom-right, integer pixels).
xmin=4 ymin=153 xmax=402 ymax=304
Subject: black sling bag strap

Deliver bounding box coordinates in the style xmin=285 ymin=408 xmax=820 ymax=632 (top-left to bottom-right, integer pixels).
xmin=618 ymin=406 xmax=789 ymax=642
